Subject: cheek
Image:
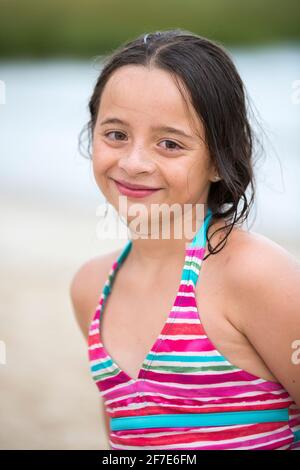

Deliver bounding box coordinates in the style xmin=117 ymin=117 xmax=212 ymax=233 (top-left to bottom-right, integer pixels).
xmin=181 ymin=158 xmax=210 ymax=199
xmin=167 ymin=159 xmax=203 ymax=194
xmin=92 ymin=141 xmax=115 ymax=176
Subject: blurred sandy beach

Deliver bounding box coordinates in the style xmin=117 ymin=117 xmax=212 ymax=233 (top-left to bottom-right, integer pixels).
xmin=1 ymin=190 xmax=299 ymax=450
xmin=0 ymin=191 xmax=127 ymax=450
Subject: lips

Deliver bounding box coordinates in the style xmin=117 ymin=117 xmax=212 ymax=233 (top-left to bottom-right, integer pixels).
xmin=113 ymin=178 xmax=160 ymax=190
xmin=112 ymin=178 xmax=162 ymax=199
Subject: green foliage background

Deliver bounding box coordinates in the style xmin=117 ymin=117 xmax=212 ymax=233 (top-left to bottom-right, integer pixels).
xmin=0 ymin=0 xmax=300 ymax=58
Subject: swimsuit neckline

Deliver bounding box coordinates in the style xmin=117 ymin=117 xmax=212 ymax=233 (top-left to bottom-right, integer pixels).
xmin=94 ymin=207 xmax=213 ymax=384
xmin=89 ymin=207 xmax=284 ymax=388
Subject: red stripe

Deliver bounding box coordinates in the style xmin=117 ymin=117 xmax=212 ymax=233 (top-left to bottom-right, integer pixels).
xmin=111 ymin=421 xmax=286 ymax=446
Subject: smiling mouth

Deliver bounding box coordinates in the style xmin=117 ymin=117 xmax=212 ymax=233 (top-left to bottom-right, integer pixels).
xmin=112 ymin=178 xmax=161 ymax=190
xmin=112 ymin=179 xmax=162 ymax=198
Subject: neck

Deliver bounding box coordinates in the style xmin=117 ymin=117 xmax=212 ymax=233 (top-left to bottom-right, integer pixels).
xmin=126 ymin=203 xmax=209 ymax=275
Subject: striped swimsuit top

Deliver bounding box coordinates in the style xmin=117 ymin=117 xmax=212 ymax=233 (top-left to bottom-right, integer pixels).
xmin=88 ymin=207 xmax=300 ymax=450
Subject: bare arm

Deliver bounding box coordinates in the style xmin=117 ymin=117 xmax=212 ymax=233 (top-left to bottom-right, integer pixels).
xmin=226 ymin=233 xmax=300 ymax=407
xmin=70 ymin=257 xmax=105 ymax=341
xmin=69 ymin=252 xmax=119 ymax=449
xmin=69 ymin=251 xmax=120 ymax=340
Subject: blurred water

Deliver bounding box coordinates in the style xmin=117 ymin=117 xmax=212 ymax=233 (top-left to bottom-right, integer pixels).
xmin=0 ymin=45 xmax=299 ymax=240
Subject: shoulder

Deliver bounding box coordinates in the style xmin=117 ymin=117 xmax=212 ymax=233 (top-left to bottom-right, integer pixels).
xmin=69 ymin=247 xmax=123 ymax=341
xmin=222 ymin=226 xmax=300 ymax=307
xmin=217 ymin=223 xmax=300 ymax=327
xmin=218 ymin=224 xmax=300 ymax=404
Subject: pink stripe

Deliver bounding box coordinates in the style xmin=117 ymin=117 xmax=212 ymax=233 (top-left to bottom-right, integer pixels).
xmin=186 ymin=247 xmax=205 ymax=257
xmin=142 ymin=369 xmax=277 ymax=385
xmin=157 ymin=338 xmax=217 ymax=352
xmin=178 ymin=284 xmax=195 ymax=292
xmin=88 ymin=348 xmax=106 ymax=361
xmin=108 ymin=392 xmax=291 ymax=409
xmin=98 ymin=371 xmax=132 ymax=392
xmin=111 ymin=422 xmax=289 ymax=446
xmin=193 ymin=429 xmax=293 ymax=450
xmin=169 ymin=311 xmax=199 ymax=319
xmin=173 ymin=296 xmax=197 ymax=307
xmin=111 ymin=422 xmax=281 ymax=438
xmin=289 ymin=418 xmax=300 ymax=428
xmin=139 ymin=379 xmax=286 ymax=397
xmin=112 ymin=429 xmax=293 ymax=450
xmin=290 ymin=441 xmax=300 ymax=450
xmin=101 ymin=382 xmax=139 ymax=399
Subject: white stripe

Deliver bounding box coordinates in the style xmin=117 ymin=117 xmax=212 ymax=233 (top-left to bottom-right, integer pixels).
xmin=153 ymin=350 xmax=223 ymax=357
xmin=142 ymin=367 xmax=241 ymax=376
xmin=104 ymin=388 xmax=286 ymax=406
xmin=89 ymin=328 xmax=100 ymax=335
xmin=170 ymin=306 xmax=198 ymax=312
xmin=179 ymin=280 xmax=195 ymax=287
xmin=156 ymin=334 xmax=207 ymax=340
xmin=88 ymin=342 xmax=103 ymax=350
xmin=176 ymin=292 xmax=196 ymax=297
xmin=166 ymin=318 xmax=200 ymax=324
xmin=144 ymin=359 xmax=231 ymax=367
xmin=142 ymin=378 xmax=283 ymax=390
xmin=185 ymin=255 xmax=202 ymax=263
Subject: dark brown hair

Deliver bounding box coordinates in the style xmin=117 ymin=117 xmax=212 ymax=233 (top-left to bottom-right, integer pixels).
xmin=79 ymin=28 xmax=264 ymax=259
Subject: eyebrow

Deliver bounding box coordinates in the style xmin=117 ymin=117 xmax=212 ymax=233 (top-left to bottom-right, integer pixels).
xmin=99 ymin=117 xmax=195 ymax=140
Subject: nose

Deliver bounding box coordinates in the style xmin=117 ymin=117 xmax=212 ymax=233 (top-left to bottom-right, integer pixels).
xmin=117 ymin=145 xmax=156 ymax=175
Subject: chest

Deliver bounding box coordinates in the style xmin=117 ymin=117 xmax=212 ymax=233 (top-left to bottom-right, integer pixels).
xmin=99 ymin=257 xmax=277 ymax=383
xmin=100 ymin=268 xmax=185 ymax=375
xmin=100 ymin=260 xmax=225 ymax=380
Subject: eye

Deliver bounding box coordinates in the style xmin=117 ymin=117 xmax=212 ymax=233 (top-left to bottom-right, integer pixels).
xmin=159 ymin=139 xmax=183 ymax=152
xmin=104 ymin=131 xmax=127 ymax=141
xmin=103 ymin=132 xmax=183 ymax=152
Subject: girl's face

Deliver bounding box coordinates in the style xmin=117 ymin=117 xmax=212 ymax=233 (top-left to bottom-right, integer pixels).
xmin=92 ymin=64 xmax=216 ymax=229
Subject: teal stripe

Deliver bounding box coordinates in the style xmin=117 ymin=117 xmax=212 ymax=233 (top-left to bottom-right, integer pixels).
xmin=110 ymin=409 xmax=289 ymax=431
xmin=103 ymin=284 xmax=111 ymax=296
xmin=91 ymin=359 xmax=113 ymax=371
xmin=113 ymin=209 xmax=212 ymax=290
xmin=146 ymin=353 xmax=228 ymax=363
xmin=294 ymin=429 xmax=300 ymax=443
xmin=182 ymin=269 xmax=198 ymax=283
xmin=117 ymin=239 xmax=132 ymax=264
xmin=190 ymin=208 xmax=212 ymax=248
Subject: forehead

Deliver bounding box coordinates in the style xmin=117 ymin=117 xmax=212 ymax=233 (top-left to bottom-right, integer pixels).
xmin=98 ymin=65 xmax=201 ymax=133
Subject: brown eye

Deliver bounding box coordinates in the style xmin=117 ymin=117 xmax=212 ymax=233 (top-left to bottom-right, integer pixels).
xmin=104 ymin=131 xmax=127 ymax=141
xmin=159 ymin=139 xmax=183 ymax=152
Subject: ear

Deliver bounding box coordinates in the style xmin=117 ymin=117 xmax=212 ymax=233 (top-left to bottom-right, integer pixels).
xmin=208 ymin=164 xmax=221 ymax=183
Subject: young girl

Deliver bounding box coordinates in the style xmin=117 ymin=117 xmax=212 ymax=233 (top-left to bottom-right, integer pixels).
xmin=70 ymin=29 xmax=300 ymax=450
